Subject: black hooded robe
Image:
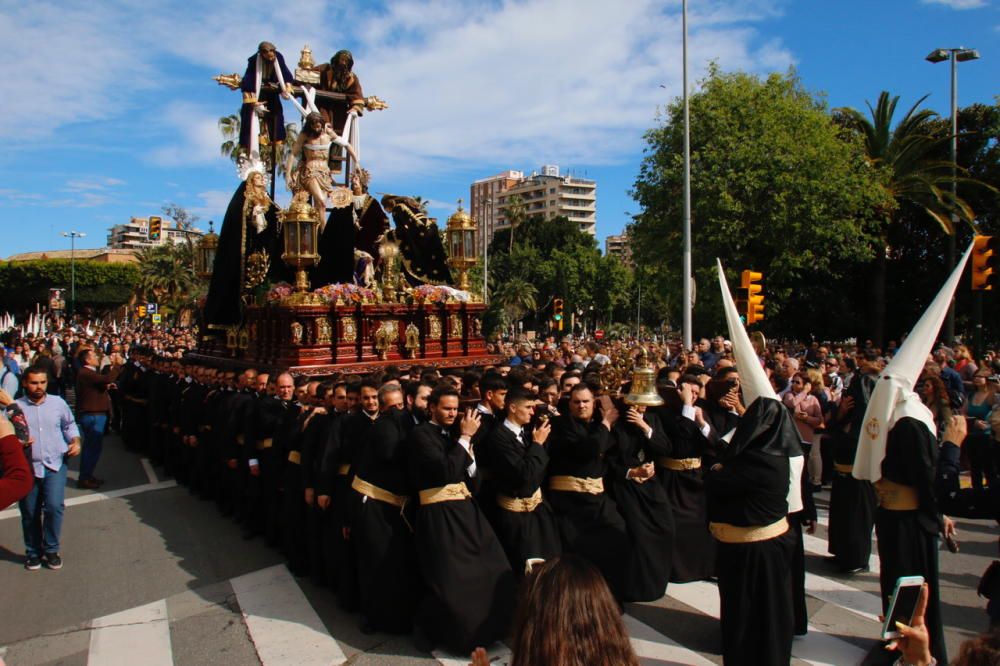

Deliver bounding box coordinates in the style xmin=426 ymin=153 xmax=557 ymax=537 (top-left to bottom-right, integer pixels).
xmin=239 ymin=51 xmax=294 ymax=152
xmin=705 ymin=398 xmax=799 ymax=666
xmin=876 ymin=416 xmax=948 ymax=665
xmin=827 ymin=373 xmax=878 ymax=572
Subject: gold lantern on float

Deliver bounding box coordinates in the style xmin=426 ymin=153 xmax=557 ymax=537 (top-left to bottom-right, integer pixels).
xmin=195 ymin=220 xmax=219 ymax=280
xmin=446 ymin=200 xmax=477 ymax=292
xmin=625 ymin=347 xmax=664 ymax=406
xmin=281 ymin=199 xmax=323 ymax=304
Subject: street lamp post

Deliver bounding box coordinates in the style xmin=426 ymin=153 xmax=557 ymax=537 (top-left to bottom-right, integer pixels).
xmin=926 ymin=46 xmax=980 ymax=344
xmin=61 ymin=230 xmax=86 ymax=317
xmin=681 ymin=0 xmax=693 ymax=350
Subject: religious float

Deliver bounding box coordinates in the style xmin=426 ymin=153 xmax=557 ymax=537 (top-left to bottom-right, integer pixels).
xmin=189 ymin=43 xmax=500 ymax=374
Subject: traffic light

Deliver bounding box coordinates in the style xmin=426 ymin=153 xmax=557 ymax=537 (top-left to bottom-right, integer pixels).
xmin=741 ymin=270 xmax=764 ymax=325
xmin=553 ymin=298 xmax=564 ymax=331
xmin=148 ymin=216 xmax=162 ymax=242
xmin=972 ymin=235 xmax=999 ymax=291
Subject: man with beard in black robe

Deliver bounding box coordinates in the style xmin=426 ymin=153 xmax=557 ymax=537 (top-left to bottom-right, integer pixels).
xmin=706 ymin=398 xmax=800 ymax=666
xmin=407 ymin=385 xmax=514 ymax=654
xmin=314 ymin=49 xmax=365 ymax=142
xmin=607 ymin=401 xmax=674 ymax=602
xmin=282 ymin=380 xmax=320 ymax=577
xmin=546 ymin=383 xmax=630 ymax=599
xmin=480 ymin=386 xmax=561 ymax=574
xmin=349 ymin=382 xmax=420 ymax=634
xmin=826 ymin=366 xmax=878 ymax=573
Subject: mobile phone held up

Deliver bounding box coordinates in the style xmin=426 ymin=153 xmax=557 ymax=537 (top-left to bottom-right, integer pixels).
xmin=881 ymin=575 xmax=925 ymax=640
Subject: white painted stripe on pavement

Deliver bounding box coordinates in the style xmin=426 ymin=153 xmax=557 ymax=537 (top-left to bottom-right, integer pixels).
xmin=140 ymin=457 xmax=158 ymax=484
xmin=435 ymin=642 xmax=510 ymax=666
xmin=624 ymin=613 xmax=717 ymax=666
xmin=667 ymin=580 xmax=869 ymax=665
xmin=804 ymin=572 xmax=882 ymax=622
xmin=87 ymin=599 xmax=172 ymax=666
xmin=0 ymin=480 xmax=178 ymax=521
xmin=803 ymin=532 xmax=880 ymax=574
xmin=231 ymin=564 xmax=346 ymax=666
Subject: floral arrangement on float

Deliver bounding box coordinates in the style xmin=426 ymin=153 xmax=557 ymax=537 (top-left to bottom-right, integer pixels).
xmin=313 ymin=283 xmax=377 ymax=305
xmin=265 ymin=282 xmax=294 ymax=303
xmin=410 ymin=285 xmax=472 ymax=304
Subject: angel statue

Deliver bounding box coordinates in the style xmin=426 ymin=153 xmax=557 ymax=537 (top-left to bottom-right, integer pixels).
xmin=284 ymin=112 xmax=359 ymax=227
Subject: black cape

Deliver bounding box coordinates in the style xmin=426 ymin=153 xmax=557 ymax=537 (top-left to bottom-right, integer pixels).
xmin=381 ymin=195 xmax=452 ymax=286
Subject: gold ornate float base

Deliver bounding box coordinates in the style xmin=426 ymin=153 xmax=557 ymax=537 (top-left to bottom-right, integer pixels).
xmin=193 ymin=302 xmax=501 ymax=376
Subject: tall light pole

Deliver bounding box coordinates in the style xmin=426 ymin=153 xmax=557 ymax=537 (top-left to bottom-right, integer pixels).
xmin=926 ymin=46 xmax=980 ymax=344
xmin=681 ymin=0 xmax=693 ymax=350
xmin=61 ymin=230 xmax=86 ymax=317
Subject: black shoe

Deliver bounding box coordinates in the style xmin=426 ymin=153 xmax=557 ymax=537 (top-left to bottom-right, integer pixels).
xmin=77 ymin=478 xmax=101 ymax=490
xmin=44 ymin=553 xmax=63 ymax=570
xmin=25 ymin=555 xmax=41 ymax=571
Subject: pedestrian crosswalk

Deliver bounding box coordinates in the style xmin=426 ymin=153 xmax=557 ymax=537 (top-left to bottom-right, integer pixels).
xmin=0 ymin=491 xmax=908 ymax=665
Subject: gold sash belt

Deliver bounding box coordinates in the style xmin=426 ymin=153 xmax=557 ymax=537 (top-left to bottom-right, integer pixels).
xmin=337 ymin=463 xmax=351 ymax=476
xmin=419 ymin=482 xmax=472 ymax=505
xmin=833 ymin=463 xmax=854 ymax=474
xmin=659 ymin=457 xmax=702 ymax=471
xmin=875 ymin=479 xmax=919 ymax=511
xmin=709 ymin=517 xmax=789 ymax=544
xmin=287 ymin=451 xmax=301 ymax=465
xmin=497 ymin=488 xmax=543 ymax=513
xmin=256 ymin=438 xmax=273 ymax=450
xmin=549 ymin=475 xmax=604 ymax=494
xmin=352 ymin=476 xmax=408 ymax=508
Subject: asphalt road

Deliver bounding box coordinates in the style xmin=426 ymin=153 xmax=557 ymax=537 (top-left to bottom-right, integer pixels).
xmin=0 ymin=433 xmax=996 ymax=665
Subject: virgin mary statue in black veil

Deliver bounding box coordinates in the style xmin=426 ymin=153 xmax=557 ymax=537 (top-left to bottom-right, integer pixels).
xmin=203 ymin=159 xmax=289 ymax=330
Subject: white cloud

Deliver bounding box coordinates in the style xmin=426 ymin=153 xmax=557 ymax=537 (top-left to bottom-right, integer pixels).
xmin=63 ymin=178 xmax=126 ymax=192
xmin=188 ymin=189 xmax=236 ymax=222
xmin=1 ymin=0 xmax=794 ymax=177
xmin=921 ymin=0 xmax=987 ymax=8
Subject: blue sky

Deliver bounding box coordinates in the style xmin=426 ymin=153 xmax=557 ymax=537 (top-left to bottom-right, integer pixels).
xmin=1 ymin=0 xmax=997 ymax=257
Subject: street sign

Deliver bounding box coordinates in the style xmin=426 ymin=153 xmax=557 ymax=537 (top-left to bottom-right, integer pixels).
xmin=151 ymin=313 xmax=162 ymax=324
xmin=594 ymin=329 xmax=605 ymax=341
xmin=147 ymin=303 xmax=159 ymax=314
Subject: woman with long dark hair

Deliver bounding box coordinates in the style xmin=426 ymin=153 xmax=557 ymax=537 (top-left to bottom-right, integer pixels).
xmin=506 ymin=555 xmax=639 ymax=666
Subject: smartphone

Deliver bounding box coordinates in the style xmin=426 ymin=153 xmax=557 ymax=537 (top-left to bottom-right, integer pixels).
xmin=881 ymin=575 xmax=925 ymax=640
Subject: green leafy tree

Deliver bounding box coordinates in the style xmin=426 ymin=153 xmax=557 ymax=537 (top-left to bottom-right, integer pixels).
xmin=631 ymin=65 xmax=888 ymax=339
xmin=835 ymin=92 xmax=984 ymax=344
xmin=493 ymin=277 xmax=538 ymax=338
xmin=218 ymin=112 xmax=299 ymax=184
xmin=135 ymin=244 xmax=199 ymax=321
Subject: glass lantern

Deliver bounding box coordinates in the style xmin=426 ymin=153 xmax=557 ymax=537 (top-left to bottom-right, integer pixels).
xmin=195 ymin=220 xmax=219 ymax=279
xmin=280 ymin=199 xmax=322 ymax=301
xmin=446 ymin=201 xmax=477 ymax=292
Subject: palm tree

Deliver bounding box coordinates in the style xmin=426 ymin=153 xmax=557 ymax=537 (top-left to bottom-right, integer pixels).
xmin=836 ymin=91 xmax=978 ymax=345
xmin=505 ymin=195 xmax=526 ymax=252
xmin=135 ymin=244 xmax=199 ymax=322
xmin=493 ymin=277 xmax=537 ymax=337
xmin=218 ymin=112 xmax=299 ymax=185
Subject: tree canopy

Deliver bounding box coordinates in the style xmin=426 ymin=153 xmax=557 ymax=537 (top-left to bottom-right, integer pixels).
xmin=631 ymin=65 xmax=891 ymax=339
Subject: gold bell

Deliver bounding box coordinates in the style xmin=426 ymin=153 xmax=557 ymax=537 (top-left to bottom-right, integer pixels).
xmin=624 ymin=348 xmax=664 ymax=407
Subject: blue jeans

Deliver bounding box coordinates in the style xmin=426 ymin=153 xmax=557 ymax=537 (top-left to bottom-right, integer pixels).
xmin=19 ymin=463 xmax=67 ymax=557
xmin=79 ymin=413 xmax=107 ymax=481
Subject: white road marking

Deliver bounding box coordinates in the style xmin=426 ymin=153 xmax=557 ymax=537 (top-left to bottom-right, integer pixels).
xmin=87 ymin=600 xmax=172 ymax=666
xmin=667 ymin=580 xmax=870 ymax=665
xmin=0 ymin=481 xmax=177 ymax=521
xmin=140 ymin=457 xmax=158 ymax=484
xmin=230 ymin=564 xmax=346 ymax=666
xmin=803 ymin=532 xmax=881 ymax=574
xmin=624 ymin=613 xmax=717 ymax=665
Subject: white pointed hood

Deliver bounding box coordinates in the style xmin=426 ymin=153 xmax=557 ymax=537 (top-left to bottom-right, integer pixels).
xmin=717 ymin=259 xmax=803 ymax=513
xmin=853 ymin=241 xmax=975 ymax=482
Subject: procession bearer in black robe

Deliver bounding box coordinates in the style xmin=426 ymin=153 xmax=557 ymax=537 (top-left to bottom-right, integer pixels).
xmin=480 ymin=386 xmax=561 ymax=573
xmin=607 ymin=401 xmax=675 ymax=602
xmin=546 ymin=382 xmax=630 ymax=599
xmin=707 ymin=260 xmax=805 ymax=666
xmin=853 ymin=242 xmax=976 ymax=666
xmin=407 ymin=385 xmax=514 ymax=654
xmin=349 ymin=382 xmax=421 ymax=634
